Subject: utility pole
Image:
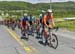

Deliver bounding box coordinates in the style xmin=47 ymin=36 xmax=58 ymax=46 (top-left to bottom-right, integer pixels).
xmin=50 ymin=0 xmax=52 ymax=9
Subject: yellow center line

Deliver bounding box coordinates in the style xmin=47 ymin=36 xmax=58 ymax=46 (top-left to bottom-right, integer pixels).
xmin=5 ymin=27 xmax=39 ymax=54
xmin=5 ymin=27 xmax=32 ymax=54
xmin=9 ymin=28 xmax=39 ymax=53
xmin=22 ymin=40 xmax=39 ymax=53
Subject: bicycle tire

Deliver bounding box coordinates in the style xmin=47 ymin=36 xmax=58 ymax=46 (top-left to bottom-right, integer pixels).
xmin=48 ymin=33 xmax=58 ymax=49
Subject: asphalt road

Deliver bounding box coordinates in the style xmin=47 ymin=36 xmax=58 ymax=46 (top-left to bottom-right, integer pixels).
xmin=0 ymin=25 xmax=75 ymax=54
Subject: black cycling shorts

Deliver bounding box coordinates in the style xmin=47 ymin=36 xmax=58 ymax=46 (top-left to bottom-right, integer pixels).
xmin=29 ymin=21 xmax=32 ymax=25
xmin=40 ymin=19 xmax=42 ymax=23
xmin=46 ymin=22 xmax=49 ymax=25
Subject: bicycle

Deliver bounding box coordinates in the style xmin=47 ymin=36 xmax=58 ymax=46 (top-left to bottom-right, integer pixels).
xmin=48 ymin=27 xmax=58 ymax=49
xmin=21 ymin=25 xmax=29 ymax=40
xmin=42 ymin=27 xmax=58 ymax=49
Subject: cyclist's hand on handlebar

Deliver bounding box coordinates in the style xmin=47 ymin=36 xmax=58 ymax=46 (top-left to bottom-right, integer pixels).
xmin=22 ymin=27 xmax=24 ymax=30
xmin=27 ymin=23 xmax=30 ymax=26
xmin=48 ymin=25 xmax=53 ymax=29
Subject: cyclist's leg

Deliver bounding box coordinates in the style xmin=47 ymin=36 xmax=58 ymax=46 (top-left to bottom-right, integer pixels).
xmin=36 ymin=24 xmax=40 ymax=38
xmin=41 ymin=24 xmax=45 ymax=42
xmin=21 ymin=27 xmax=25 ymax=36
xmin=39 ymin=23 xmax=44 ymax=39
xmin=44 ymin=27 xmax=49 ymax=45
xmin=28 ymin=21 xmax=32 ymax=35
xmin=31 ymin=24 xmax=33 ymax=34
xmin=25 ymin=25 xmax=29 ymax=39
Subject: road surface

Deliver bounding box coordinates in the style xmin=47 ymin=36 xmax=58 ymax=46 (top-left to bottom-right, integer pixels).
xmin=0 ymin=25 xmax=75 ymax=54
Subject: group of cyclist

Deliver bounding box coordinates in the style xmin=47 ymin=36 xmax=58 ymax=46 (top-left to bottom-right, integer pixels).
xmin=20 ymin=9 xmax=55 ymax=45
xmin=4 ymin=9 xmax=56 ymax=46
xmin=4 ymin=18 xmax=17 ymax=30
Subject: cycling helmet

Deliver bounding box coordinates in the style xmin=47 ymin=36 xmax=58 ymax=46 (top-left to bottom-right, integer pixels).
xmin=47 ymin=9 xmax=52 ymax=13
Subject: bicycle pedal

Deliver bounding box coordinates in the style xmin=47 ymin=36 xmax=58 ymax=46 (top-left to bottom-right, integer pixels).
xmin=44 ymin=43 xmax=47 ymax=46
xmin=21 ymin=37 xmax=26 ymax=39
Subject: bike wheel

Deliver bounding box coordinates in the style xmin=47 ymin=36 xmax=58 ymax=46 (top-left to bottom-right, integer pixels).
xmin=48 ymin=33 xmax=58 ymax=49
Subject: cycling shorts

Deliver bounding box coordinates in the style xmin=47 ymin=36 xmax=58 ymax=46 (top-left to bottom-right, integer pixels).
xmin=29 ymin=21 xmax=32 ymax=25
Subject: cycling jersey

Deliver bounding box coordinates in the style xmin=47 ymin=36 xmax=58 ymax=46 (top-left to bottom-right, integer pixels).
xmin=43 ymin=14 xmax=53 ymax=25
xmin=39 ymin=14 xmax=45 ymax=24
xmin=28 ymin=16 xmax=34 ymax=25
xmin=21 ymin=17 xmax=28 ymax=28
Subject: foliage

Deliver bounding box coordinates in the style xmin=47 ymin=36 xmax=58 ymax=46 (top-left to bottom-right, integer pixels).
xmin=0 ymin=1 xmax=75 ymax=18
xmin=56 ymin=21 xmax=75 ymax=31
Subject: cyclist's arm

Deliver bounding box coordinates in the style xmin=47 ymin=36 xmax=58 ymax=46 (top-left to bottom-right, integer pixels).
xmin=26 ymin=21 xmax=30 ymax=26
xmin=51 ymin=14 xmax=55 ymax=27
xmin=52 ymin=19 xmax=55 ymax=27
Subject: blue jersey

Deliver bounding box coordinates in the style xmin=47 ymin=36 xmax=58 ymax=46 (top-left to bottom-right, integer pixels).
xmin=22 ymin=16 xmax=28 ymax=21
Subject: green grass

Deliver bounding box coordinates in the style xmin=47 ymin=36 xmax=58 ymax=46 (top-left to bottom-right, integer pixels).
xmin=56 ymin=21 xmax=75 ymax=31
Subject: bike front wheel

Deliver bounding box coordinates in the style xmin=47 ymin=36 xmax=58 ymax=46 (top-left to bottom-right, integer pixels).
xmin=48 ymin=33 xmax=58 ymax=49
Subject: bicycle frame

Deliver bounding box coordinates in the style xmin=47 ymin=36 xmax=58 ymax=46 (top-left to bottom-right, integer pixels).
xmin=48 ymin=28 xmax=58 ymax=49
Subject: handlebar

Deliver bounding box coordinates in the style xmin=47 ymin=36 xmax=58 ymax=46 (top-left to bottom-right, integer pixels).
xmin=48 ymin=26 xmax=59 ymax=32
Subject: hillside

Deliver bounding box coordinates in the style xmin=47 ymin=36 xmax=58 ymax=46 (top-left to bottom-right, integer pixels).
xmin=0 ymin=1 xmax=75 ymax=18
xmin=0 ymin=1 xmax=32 ymax=10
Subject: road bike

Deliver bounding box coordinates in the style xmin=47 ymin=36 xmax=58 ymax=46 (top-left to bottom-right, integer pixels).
xmin=21 ymin=26 xmax=29 ymax=40
xmin=42 ymin=27 xmax=58 ymax=49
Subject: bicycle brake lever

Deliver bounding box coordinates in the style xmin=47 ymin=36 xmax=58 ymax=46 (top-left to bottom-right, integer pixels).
xmin=55 ymin=27 xmax=59 ymax=32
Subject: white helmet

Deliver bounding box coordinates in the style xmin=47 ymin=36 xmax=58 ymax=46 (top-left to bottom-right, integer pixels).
xmin=24 ymin=13 xmax=27 ymax=16
xmin=42 ymin=10 xmax=45 ymax=13
xmin=47 ymin=9 xmax=52 ymax=13
xmin=39 ymin=14 xmax=42 ymax=16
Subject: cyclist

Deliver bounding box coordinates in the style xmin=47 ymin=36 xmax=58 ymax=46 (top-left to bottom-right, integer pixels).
xmin=28 ymin=14 xmax=34 ymax=35
xmin=11 ymin=19 xmax=16 ymax=30
xmin=37 ymin=10 xmax=46 ymax=38
xmin=17 ymin=19 xmax=21 ymax=29
xmin=21 ymin=13 xmax=29 ymax=38
xmin=42 ymin=9 xmax=55 ymax=45
xmin=39 ymin=10 xmax=45 ymax=24
xmin=29 ymin=15 xmax=34 ymax=26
